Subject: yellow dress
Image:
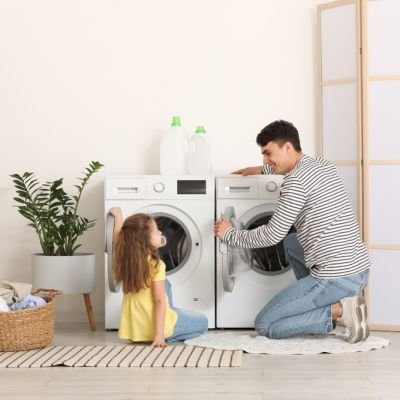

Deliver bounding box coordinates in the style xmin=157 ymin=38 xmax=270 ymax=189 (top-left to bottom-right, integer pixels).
xmin=118 ymin=259 xmax=178 ymax=341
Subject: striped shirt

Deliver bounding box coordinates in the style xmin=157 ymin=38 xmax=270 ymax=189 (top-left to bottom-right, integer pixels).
xmin=223 ymin=154 xmax=371 ymax=278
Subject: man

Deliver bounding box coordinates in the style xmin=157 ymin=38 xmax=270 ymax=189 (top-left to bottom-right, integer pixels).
xmin=214 ymin=120 xmax=370 ymax=343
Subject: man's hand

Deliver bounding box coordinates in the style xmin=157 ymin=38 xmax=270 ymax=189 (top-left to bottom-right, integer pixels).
xmin=214 ymin=218 xmax=232 ymax=240
xmin=231 ymin=166 xmax=263 ymax=176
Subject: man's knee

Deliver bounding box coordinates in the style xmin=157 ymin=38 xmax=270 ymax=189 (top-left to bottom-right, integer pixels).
xmin=199 ymin=314 xmax=208 ymax=333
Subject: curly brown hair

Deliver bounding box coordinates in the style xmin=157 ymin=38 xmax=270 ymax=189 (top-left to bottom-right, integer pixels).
xmin=113 ymin=213 xmax=160 ymax=294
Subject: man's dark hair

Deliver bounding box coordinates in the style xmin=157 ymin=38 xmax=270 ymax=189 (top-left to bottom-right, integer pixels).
xmin=256 ymin=120 xmax=302 ymax=151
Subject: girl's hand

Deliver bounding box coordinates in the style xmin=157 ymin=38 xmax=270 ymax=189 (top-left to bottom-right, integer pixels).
xmin=108 ymin=207 xmax=122 ymax=217
xmin=152 ymin=335 xmax=167 ymax=348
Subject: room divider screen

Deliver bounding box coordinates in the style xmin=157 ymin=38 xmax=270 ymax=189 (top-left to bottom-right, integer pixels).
xmin=318 ymin=0 xmax=400 ymax=331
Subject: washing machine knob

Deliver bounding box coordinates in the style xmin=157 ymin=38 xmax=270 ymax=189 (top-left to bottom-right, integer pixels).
xmin=153 ymin=182 xmax=165 ymax=193
xmin=266 ymin=181 xmax=278 ymax=192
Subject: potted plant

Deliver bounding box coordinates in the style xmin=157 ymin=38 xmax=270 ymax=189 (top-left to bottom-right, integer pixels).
xmin=10 ymin=161 xmax=104 ymax=330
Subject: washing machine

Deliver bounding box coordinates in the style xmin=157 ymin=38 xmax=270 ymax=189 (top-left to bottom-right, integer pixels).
xmin=104 ymin=175 xmax=215 ymax=330
xmin=216 ymin=175 xmax=296 ymax=328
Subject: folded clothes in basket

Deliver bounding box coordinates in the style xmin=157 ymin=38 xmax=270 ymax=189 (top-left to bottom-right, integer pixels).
xmin=0 ymin=280 xmax=32 ymax=305
xmin=0 ymin=297 xmax=9 ymax=312
xmin=10 ymin=295 xmax=47 ymax=311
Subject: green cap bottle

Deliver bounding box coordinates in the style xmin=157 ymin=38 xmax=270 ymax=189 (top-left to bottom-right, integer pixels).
xmin=195 ymin=125 xmax=206 ymax=134
xmin=171 ymin=116 xmax=182 ymax=127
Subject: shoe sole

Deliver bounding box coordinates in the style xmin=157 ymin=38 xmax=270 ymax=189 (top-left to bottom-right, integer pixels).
xmin=360 ymin=298 xmax=370 ymax=341
xmin=347 ymin=296 xmax=369 ymax=344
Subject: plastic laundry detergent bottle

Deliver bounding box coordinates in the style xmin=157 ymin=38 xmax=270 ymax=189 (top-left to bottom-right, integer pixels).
xmin=186 ymin=125 xmax=212 ymax=175
xmin=159 ymin=116 xmax=188 ymax=175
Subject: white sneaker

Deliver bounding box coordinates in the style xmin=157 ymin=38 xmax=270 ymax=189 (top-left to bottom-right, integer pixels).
xmin=340 ymin=295 xmax=369 ymax=344
xmin=335 ymin=317 xmax=344 ymax=327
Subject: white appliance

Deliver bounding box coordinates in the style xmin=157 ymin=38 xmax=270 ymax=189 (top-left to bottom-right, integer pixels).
xmin=104 ymin=175 xmax=215 ymax=330
xmin=216 ymin=175 xmax=296 ymax=328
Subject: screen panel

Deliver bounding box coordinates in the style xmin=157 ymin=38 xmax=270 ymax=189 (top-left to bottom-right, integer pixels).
xmin=368 ymin=80 xmax=400 ymax=160
xmin=367 ymin=0 xmax=400 ymax=76
xmin=320 ymin=3 xmax=357 ymax=81
xmin=369 ymin=165 xmax=400 ymax=245
xmin=369 ymin=249 xmax=400 ymax=326
xmin=322 ymin=83 xmax=358 ymax=161
xmin=336 ymin=165 xmax=359 ymax=219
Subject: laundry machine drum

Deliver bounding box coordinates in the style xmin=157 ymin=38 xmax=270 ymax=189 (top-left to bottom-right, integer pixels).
xmin=153 ymin=214 xmax=191 ymax=274
xmin=246 ymin=214 xmax=294 ymax=275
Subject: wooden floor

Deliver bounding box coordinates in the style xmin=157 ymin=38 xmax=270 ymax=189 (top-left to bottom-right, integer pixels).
xmin=1 ymin=323 xmax=400 ymax=400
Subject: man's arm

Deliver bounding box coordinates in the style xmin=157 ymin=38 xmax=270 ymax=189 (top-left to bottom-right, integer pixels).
xmin=231 ymin=164 xmax=273 ymax=175
xmin=223 ymin=175 xmax=307 ymax=248
xmin=231 ymin=166 xmax=263 ymax=176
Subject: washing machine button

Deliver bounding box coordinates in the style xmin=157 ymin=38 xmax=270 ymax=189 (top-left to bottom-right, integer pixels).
xmin=266 ymin=181 xmax=278 ymax=192
xmin=153 ymin=182 xmax=165 ymax=193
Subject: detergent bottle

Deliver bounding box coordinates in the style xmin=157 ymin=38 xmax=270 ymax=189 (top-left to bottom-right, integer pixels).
xmin=186 ymin=125 xmax=212 ymax=175
xmin=159 ymin=116 xmax=188 ymax=175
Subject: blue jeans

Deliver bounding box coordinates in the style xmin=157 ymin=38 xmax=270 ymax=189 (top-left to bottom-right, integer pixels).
xmin=164 ymin=280 xmax=208 ymax=342
xmin=254 ymin=233 xmax=370 ymax=339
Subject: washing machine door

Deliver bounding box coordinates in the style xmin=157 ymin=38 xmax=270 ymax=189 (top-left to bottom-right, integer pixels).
xmin=136 ymin=204 xmax=201 ymax=282
xmin=240 ymin=204 xmax=292 ymax=276
xmin=104 ymin=213 xmax=122 ymax=293
xmin=219 ymin=206 xmax=252 ymax=292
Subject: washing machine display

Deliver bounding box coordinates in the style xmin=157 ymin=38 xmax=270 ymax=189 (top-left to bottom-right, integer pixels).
xmin=216 ymin=175 xmax=297 ymax=328
xmin=104 ymin=176 xmax=215 ymax=330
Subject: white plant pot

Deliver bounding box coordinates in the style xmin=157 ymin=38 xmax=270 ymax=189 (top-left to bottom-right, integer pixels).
xmin=32 ymin=253 xmax=95 ymax=294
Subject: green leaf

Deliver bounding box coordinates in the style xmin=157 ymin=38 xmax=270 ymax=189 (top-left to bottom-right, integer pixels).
xmin=10 ymin=161 xmax=104 ymax=256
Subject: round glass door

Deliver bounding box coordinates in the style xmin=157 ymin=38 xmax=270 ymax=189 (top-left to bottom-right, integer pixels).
xmin=153 ymin=214 xmax=191 ymax=275
xmin=245 ymin=213 xmax=295 ymax=275
xmin=137 ymin=204 xmax=201 ymax=284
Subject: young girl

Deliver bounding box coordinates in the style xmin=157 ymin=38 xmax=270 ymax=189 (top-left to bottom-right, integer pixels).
xmin=109 ymin=207 xmax=208 ymax=347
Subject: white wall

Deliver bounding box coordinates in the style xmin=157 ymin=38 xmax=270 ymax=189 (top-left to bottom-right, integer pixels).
xmin=0 ymin=0 xmax=319 ymax=323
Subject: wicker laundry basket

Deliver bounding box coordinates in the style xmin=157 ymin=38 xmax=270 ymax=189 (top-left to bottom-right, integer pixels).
xmin=0 ymin=289 xmax=61 ymax=352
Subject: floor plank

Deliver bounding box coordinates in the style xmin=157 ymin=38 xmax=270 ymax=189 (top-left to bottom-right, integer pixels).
xmin=0 ymin=323 xmax=399 ymax=400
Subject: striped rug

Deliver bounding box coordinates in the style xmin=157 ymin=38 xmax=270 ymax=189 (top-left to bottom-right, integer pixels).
xmin=0 ymin=345 xmax=242 ymax=368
